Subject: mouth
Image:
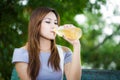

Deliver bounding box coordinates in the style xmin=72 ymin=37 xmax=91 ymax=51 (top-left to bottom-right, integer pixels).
xmin=51 ymin=31 xmax=56 ymax=35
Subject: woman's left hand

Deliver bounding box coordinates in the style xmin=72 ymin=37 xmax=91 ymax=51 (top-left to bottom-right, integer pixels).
xmin=62 ymin=24 xmax=80 ymax=46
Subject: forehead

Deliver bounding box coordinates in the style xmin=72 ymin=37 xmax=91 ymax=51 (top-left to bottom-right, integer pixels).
xmin=44 ymin=12 xmax=57 ymax=20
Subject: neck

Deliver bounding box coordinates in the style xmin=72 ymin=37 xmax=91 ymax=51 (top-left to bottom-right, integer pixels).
xmin=40 ymin=37 xmax=51 ymax=52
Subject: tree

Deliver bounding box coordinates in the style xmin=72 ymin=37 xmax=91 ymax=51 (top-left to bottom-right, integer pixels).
xmin=0 ymin=0 xmax=120 ymax=79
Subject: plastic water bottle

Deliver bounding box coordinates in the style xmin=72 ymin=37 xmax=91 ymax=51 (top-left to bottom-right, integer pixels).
xmin=54 ymin=26 xmax=82 ymax=40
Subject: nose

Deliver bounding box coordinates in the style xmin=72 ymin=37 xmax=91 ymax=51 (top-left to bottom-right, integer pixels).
xmin=51 ymin=24 xmax=58 ymax=29
xmin=51 ymin=22 xmax=58 ymax=29
xmin=51 ymin=26 xmax=55 ymax=29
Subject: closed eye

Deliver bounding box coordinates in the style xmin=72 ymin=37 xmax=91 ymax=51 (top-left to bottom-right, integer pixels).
xmin=54 ymin=22 xmax=58 ymax=25
xmin=45 ymin=21 xmax=50 ymax=23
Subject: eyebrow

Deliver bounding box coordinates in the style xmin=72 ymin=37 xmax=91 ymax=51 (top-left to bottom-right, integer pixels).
xmin=44 ymin=18 xmax=57 ymax=21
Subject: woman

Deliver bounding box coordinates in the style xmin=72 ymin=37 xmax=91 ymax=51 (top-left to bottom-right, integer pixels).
xmin=12 ymin=7 xmax=81 ymax=80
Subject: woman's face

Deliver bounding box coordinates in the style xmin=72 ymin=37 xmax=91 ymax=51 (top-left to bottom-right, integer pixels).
xmin=40 ymin=12 xmax=58 ymax=40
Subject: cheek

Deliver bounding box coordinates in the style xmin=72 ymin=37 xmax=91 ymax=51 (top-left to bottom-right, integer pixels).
xmin=40 ymin=26 xmax=50 ymax=36
xmin=41 ymin=23 xmax=47 ymax=32
xmin=40 ymin=22 xmax=51 ymax=35
xmin=41 ymin=25 xmax=49 ymax=32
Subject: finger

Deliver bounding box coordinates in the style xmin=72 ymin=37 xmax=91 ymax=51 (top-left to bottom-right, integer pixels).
xmin=63 ymin=24 xmax=74 ymax=29
xmin=63 ymin=35 xmax=73 ymax=42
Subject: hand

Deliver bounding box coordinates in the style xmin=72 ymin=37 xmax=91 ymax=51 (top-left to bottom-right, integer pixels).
xmin=63 ymin=36 xmax=80 ymax=46
xmin=62 ymin=24 xmax=80 ymax=46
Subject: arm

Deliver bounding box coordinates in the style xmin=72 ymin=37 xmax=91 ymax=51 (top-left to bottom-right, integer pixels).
xmin=15 ymin=62 xmax=31 ymax=80
xmin=64 ymin=40 xmax=81 ymax=80
xmin=63 ymin=24 xmax=82 ymax=80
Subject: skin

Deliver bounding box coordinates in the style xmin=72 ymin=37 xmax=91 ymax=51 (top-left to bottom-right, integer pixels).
xmin=15 ymin=12 xmax=81 ymax=80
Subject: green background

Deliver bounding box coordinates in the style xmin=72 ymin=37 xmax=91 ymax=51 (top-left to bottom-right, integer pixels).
xmin=0 ymin=0 xmax=120 ymax=79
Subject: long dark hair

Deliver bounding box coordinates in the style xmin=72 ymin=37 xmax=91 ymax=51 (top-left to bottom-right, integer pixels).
xmin=27 ymin=7 xmax=60 ymax=80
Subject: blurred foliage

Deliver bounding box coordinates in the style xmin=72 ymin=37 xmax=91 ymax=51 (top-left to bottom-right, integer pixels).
xmin=0 ymin=0 xmax=120 ymax=80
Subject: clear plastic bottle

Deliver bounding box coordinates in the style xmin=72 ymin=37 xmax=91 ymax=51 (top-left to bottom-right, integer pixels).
xmin=54 ymin=26 xmax=82 ymax=40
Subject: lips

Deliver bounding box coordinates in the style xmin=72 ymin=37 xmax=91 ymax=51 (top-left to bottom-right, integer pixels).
xmin=51 ymin=31 xmax=56 ymax=35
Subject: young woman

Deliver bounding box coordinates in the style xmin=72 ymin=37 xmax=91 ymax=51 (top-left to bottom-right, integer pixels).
xmin=12 ymin=7 xmax=81 ymax=80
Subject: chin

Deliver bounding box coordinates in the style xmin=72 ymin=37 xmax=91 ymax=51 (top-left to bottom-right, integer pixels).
xmin=50 ymin=37 xmax=56 ymax=40
xmin=50 ymin=35 xmax=56 ymax=40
